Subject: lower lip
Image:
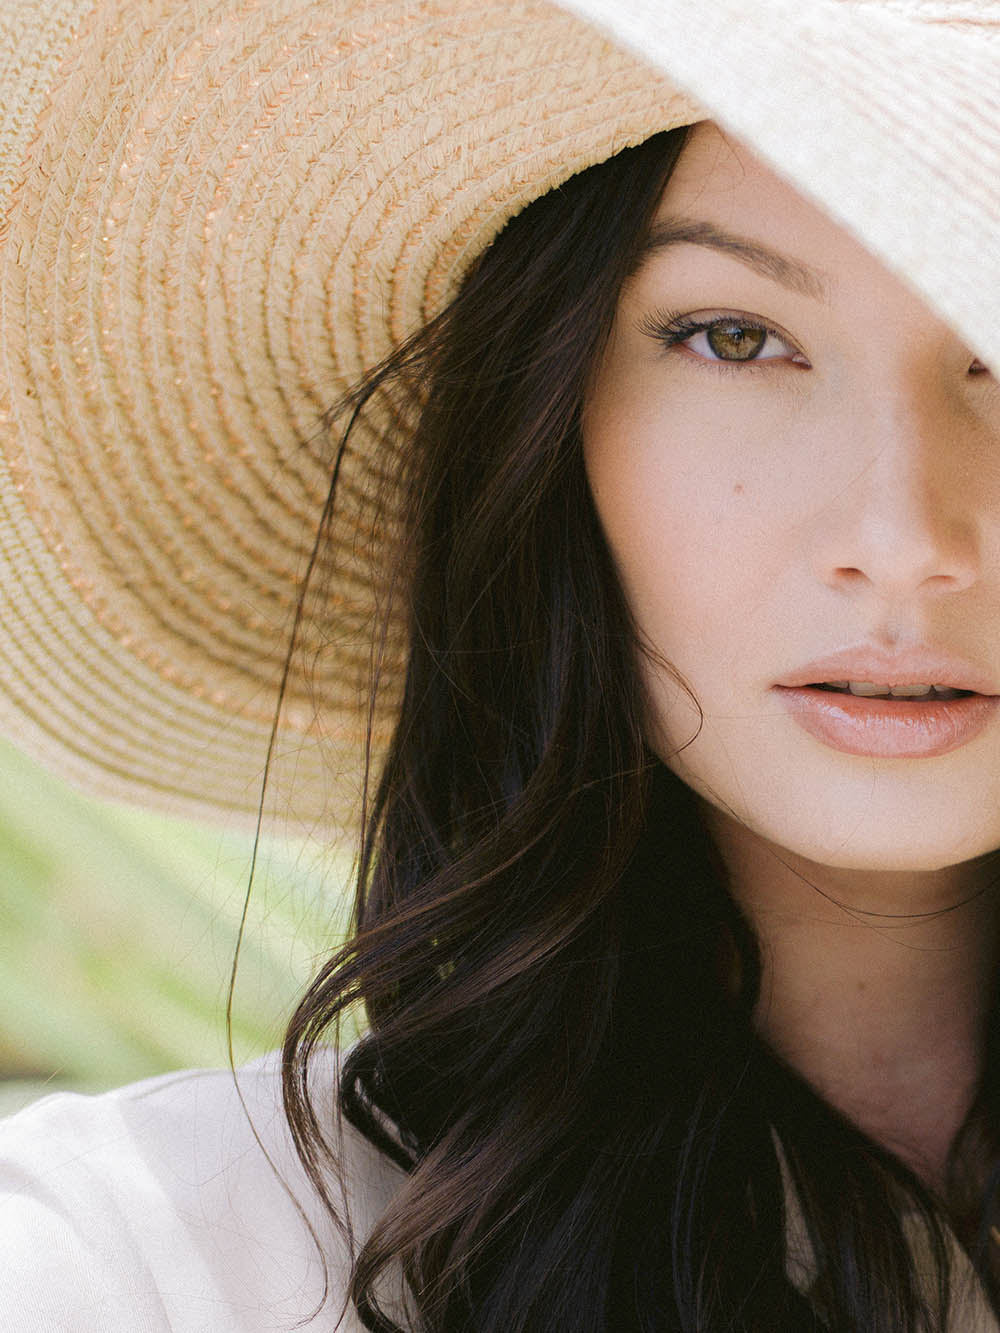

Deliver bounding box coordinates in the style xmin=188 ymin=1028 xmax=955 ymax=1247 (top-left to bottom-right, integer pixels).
xmin=773 ymin=686 xmax=1000 ymax=758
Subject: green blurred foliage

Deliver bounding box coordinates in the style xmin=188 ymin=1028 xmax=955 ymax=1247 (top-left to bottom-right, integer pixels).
xmin=0 ymin=738 xmax=356 ymax=1097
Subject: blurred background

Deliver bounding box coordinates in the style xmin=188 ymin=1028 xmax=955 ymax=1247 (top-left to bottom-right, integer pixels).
xmin=0 ymin=737 xmax=354 ymax=1114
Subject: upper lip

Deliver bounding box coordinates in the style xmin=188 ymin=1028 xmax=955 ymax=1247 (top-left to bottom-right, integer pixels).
xmin=775 ymin=646 xmax=997 ymax=695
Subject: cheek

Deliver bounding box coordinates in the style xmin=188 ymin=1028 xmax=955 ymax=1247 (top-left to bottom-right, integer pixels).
xmin=583 ymin=385 xmax=751 ymax=759
xmin=581 ymin=359 xmax=831 ymax=782
xmin=582 ymin=369 xmax=801 ymax=672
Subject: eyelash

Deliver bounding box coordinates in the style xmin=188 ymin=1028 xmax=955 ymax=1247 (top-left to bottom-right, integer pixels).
xmin=640 ymin=309 xmax=807 ymax=371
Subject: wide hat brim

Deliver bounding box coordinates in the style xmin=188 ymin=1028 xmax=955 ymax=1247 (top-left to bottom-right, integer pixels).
xmin=0 ymin=0 xmax=996 ymax=829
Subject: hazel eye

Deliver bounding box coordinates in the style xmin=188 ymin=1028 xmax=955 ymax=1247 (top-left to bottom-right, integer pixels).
xmin=642 ymin=310 xmax=809 ymax=367
xmin=703 ymin=323 xmax=768 ymax=361
xmin=685 ymin=320 xmax=800 ymax=363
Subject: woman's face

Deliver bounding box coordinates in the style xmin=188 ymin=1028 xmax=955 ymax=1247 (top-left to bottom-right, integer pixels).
xmin=583 ymin=122 xmax=1000 ymax=873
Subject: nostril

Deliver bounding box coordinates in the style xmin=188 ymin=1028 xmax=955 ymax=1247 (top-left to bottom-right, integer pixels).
xmin=923 ymin=571 xmax=964 ymax=589
xmin=832 ymin=567 xmax=869 ymax=590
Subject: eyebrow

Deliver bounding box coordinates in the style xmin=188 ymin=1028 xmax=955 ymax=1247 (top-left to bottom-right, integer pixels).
xmin=634 ymin=217 xmax=829 ymax=302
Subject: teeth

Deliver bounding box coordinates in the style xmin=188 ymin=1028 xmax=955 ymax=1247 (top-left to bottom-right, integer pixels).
xmin=828 ymin=681 xmax=963 ymax=700
xmin=812 ymin=680 xmax=972 ymax=700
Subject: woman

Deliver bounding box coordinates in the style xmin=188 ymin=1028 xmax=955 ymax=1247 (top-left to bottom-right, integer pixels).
xmin=0 ymin=0 xmax=998 ymax=1330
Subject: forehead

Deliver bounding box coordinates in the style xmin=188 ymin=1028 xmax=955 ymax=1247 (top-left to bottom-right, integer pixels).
xmin=662 ymin=122 xmax=820 ymax=223
xmin=649 ymin=121 xmax=925 ymax=313
xmin=658 ymin=124 xmax=856 ymax=269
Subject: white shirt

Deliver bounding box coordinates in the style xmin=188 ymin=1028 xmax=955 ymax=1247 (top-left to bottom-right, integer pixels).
xmin=0 ymin=1052 xmax=407 ymax=1332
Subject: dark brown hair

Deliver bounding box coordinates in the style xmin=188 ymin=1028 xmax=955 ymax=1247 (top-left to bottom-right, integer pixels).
xmin=280 ymin=127 xmax=977 ymax=1330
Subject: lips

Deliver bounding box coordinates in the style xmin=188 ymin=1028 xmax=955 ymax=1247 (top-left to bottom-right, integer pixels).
xmin=775 ymin=646 xmax=997 ymax=698
xmin=773 ymin=647 xmax=999 ymax=758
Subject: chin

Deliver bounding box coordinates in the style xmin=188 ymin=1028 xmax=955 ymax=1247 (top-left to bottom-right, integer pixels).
xmin=762 ymin=824 xmax=996 ymax=875
xmin=666 ymin=752 xmax=1000 ymax=877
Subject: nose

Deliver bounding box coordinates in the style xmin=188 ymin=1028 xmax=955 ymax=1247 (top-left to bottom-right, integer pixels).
xmin=809 ymin=378 xmax=984 ymax=603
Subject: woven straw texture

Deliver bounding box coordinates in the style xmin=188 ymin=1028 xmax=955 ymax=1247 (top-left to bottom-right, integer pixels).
xmin=0 ymin=0 xmax=996 ymax=829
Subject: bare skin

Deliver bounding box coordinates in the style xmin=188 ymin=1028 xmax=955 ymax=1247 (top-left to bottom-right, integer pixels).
xmin=707 ymin=804 xmax=1000 ymax=1193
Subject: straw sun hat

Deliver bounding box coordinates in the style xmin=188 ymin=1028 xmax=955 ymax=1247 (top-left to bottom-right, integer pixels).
xmin=0 ymin=0 xmax=997 ymax=829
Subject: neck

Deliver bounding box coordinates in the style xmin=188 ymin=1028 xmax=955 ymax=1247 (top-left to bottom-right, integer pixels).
xmin=704 ymin=805 xmax=1000 ymax=1191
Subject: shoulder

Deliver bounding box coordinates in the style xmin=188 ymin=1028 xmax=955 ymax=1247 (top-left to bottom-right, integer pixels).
xmin=0 ymin=1050 xmax=407 ymax=1332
